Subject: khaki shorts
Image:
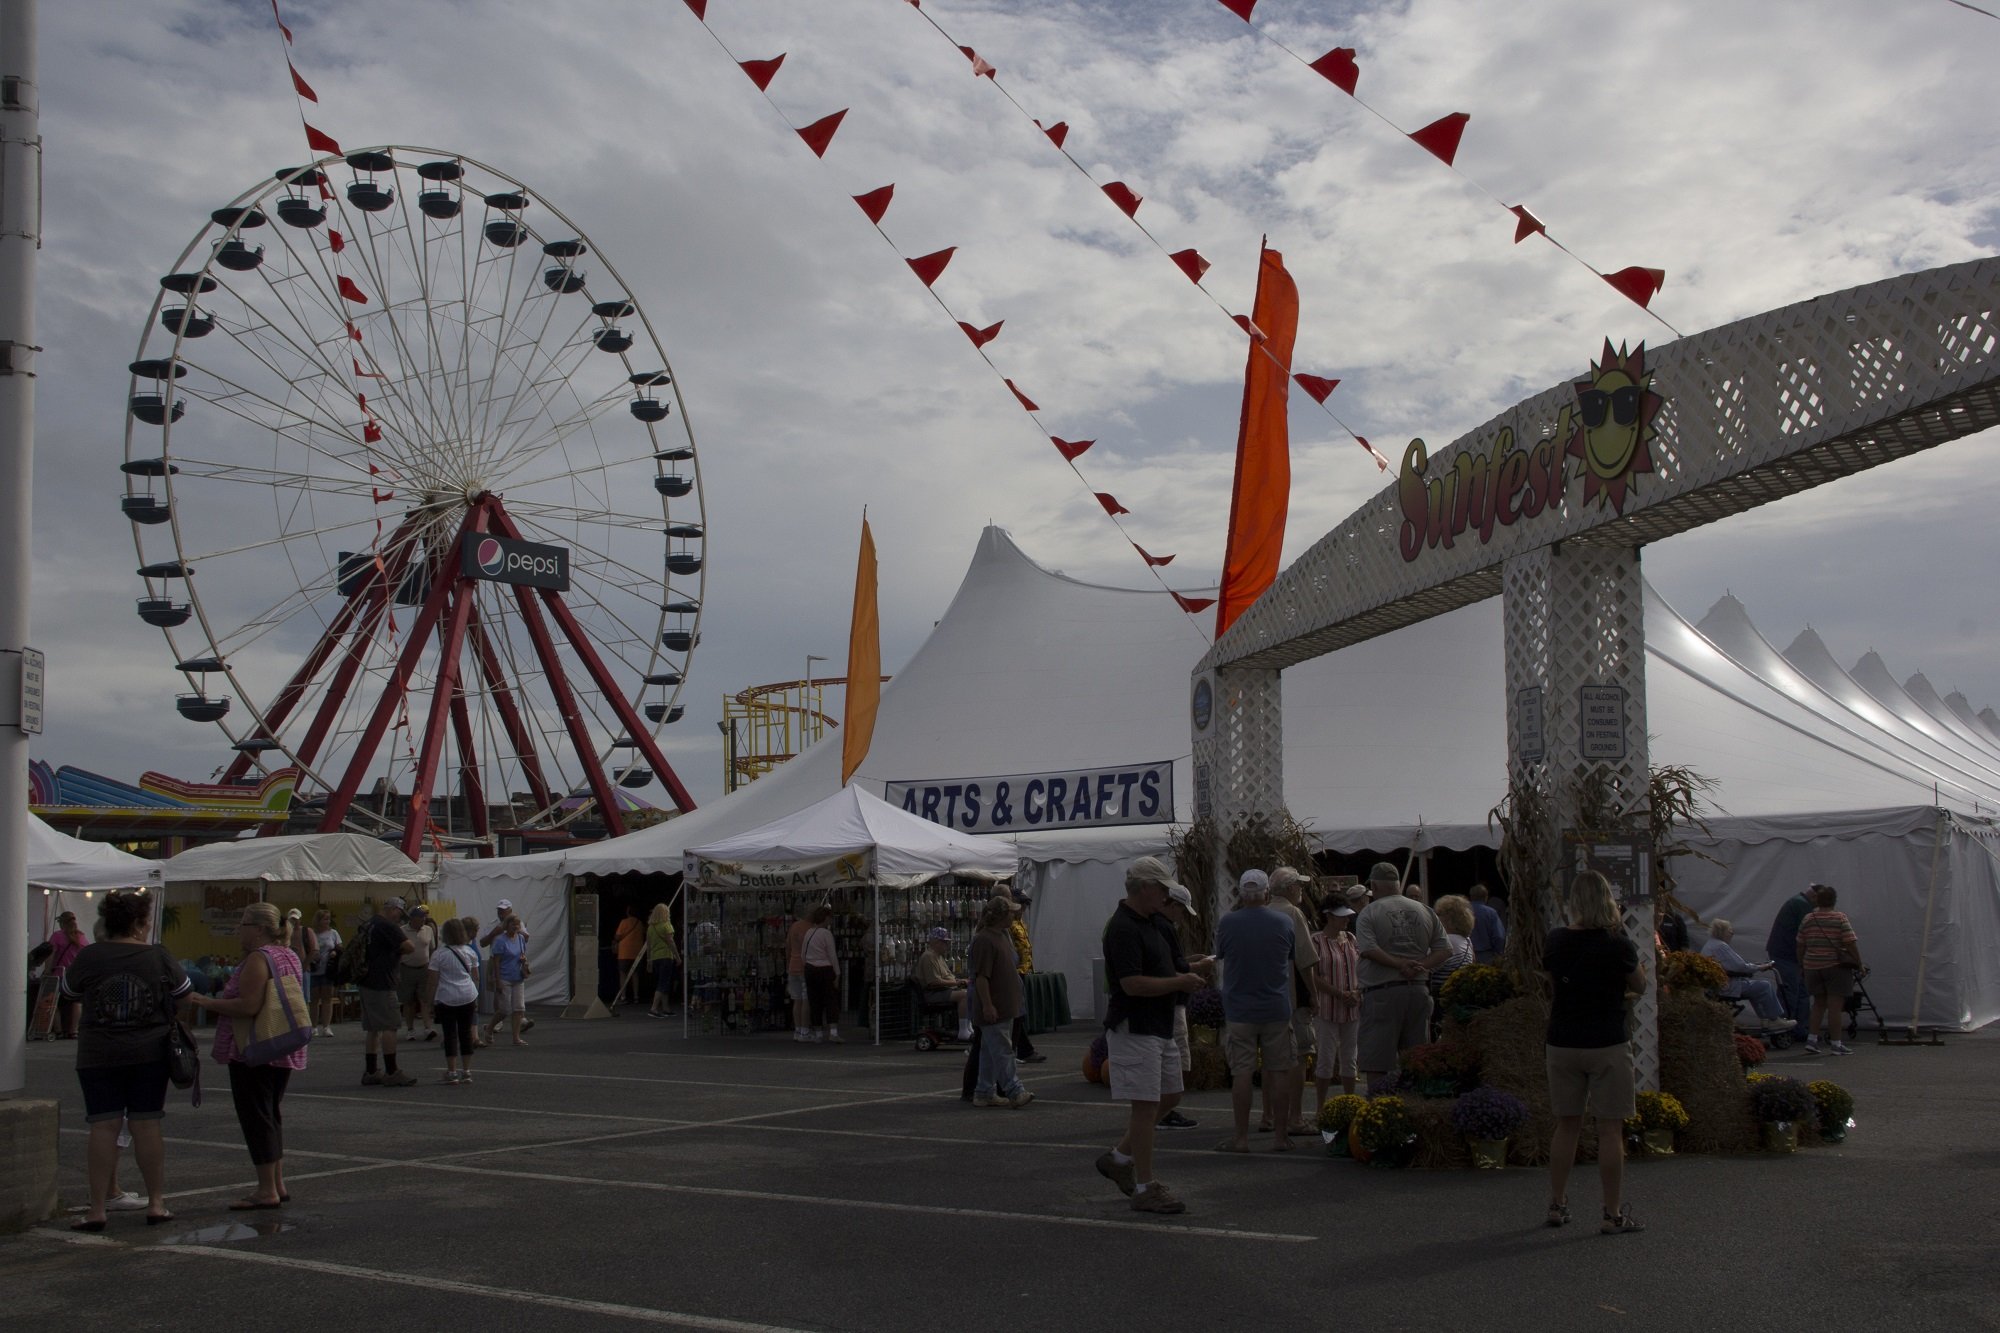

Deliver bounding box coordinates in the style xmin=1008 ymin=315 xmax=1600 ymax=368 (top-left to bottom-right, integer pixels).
xmin=1224 ymin=1019 xmax=1298 ymax=1077
xmin=1545 ymin=1042 xmax=1636 ymax=1121
xmin=1106 ymin=1026 xmax=1184 ymax=1103
xmin=1290 ymin=1006 xmax=1317 ymax=1058
xmin=360 ymin=986 xmax=400 ymax=1033
xmin=1806 ymin=966 xmax=1856 ymax=1000
xmin=1173 ymin=1006 xmax=1191 ymax=1073
xmin=1357 ymin=983 xmax=1431 ymax=1072
xmin=395 ymin=966 xmax=426 ymax=1006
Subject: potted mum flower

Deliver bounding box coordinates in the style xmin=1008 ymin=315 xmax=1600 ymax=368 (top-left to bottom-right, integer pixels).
xmin=1438 ymin=965 xmax=1514 ymax=1023
xmin=1449 ymin=1086 xmax=1529 ymax=1169
xmin=1808 ymin=1080 xmax=1855 ymax=1143
xmin=1749 ymin=1074 xmax=1814 ymax=1152
xmin=1623 ymin=1090 xmax=1690 ymax=1156
xmin=1399 ymin=1040 xmax=1482 ymax=1097
xmin=1353 ymin=1095 xmax=1420 ymax=1168
xmin=1317 ymin=1093 xmax=1368 ymax=1158
xmin=1734 ymin=1033 xmax=1768 ymax=1068
xmin=1187 ymin=986 xmax=1224 ymax=1040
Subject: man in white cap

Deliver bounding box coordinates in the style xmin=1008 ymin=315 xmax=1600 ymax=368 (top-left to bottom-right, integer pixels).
xmin=1095 ymin=855 xmax=1205 ymax=1215
xmin=915 ymin=925 xmax=972 ymax=1041
xmin=1214 ymin=869 xmax=1300 ymax=1153
xmin=1156 ymin=882 xmax=1207 ymax=1131
xmin=1354 ymin=862 xmax=1450 ymax=1089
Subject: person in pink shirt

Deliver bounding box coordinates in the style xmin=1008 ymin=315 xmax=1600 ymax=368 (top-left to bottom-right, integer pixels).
xmin=47 ymin=910 xmax=89 ymax=1038
xmin=1311 ymin=900 xmax=1363 ymax=1102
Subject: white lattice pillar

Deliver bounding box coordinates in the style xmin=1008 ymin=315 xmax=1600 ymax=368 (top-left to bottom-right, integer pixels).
xmin=1190 ymin=664 xmax=1283 ymax=919
xmin=1502 ymin=542 xmax=1657 ymax=1091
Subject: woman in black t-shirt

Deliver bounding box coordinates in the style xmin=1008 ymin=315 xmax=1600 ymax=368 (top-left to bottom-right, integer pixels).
xmin=58 ymin=890 xmax=191 ymax=1230
xmin=1542 ymin=870 xmax=1646 ymax=1236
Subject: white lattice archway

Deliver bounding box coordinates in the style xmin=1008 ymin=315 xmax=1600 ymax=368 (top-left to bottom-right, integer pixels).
xmin=1193 ymin=256 xmax=2000 ymax=1089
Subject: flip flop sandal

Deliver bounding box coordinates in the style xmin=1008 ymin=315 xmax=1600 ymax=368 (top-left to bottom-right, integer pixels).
xmin=1271 ymin=1139 xmax=1297 ymax=1152
xmin=145 ymin=1213 xmax=177 ymax=1226
xmin=69 ymin=1219 xmax=106 ymax=1233
xmin=1213 ymin=1139 xmax=1251 ymax=1153
xmin=229 ymin=1198 xmax=283 ymax=1211
xmin=1546 ymin=1202 xmax=1571 ymax=1228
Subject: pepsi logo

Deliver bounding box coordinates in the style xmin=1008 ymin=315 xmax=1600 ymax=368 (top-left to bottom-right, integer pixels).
xmin=475 ymin=537 xmax=505 ymax=575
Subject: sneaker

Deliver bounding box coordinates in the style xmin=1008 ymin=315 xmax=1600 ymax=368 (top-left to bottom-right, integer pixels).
xmin=1803 ymin=1037 xmax=1821 ymax=1054
xmin=459 ymin=1072 xmax=473 ymax=1084
xmin=105 ymin=1191 xmax=149 ymax=1212
xmin=361 ymin=1071 xmax=383 ymax=1086
xmin=972 ymin=1094 xmax=1001 ymax=1107
xmin=521 ymin=1018 xmax=535 ymax=1033
xmin=826 ymin=1029 xmax=845 ymax=1044
xmin=1600 ymin=1205 xmax=1645 ymax=1235
xmin=1157 ymin=1110 xmax=1199 ymax=1130
xmin=956 ymin=1028 xmax=974 ymax=1041
xmin=1020 ymin=1053 xmax=1048 ymax=1064
xmin=440 ymin=1072 xmax=461 ymax=1084
xmin=793 ymin=1029 xmax=810 ymax=1042
xmin=1006 ymin=1089 xmax=1036 ymax=1109
xmin=422 ymin=1029 xmax=439 ymax=1042
xmin=1829 ymin=1041 xmax=1853 ymax=1055
xmin=379 ymin=1070 xmax=418 ymax=1087
xmin=1095 ymin=1151 xmax=1137 ymax=1197
xmin=1130 ymin=1182 xmax=1186 ymax=1215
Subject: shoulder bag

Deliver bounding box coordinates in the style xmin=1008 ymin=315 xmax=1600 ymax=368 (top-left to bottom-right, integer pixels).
xmin=160 ymin=964 xmax=203 ymax=1104
xmin=243 ymin=947 xmax=315 ymax=1065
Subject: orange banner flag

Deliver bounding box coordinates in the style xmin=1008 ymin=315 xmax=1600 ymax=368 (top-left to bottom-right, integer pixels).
xmin=840 ymin=516 xmax=881 ymax=786
xmin=1214 ymin=242 xmax=1298 ymax=637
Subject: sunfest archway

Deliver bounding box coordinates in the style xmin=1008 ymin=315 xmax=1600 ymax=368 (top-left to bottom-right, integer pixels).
xmin=1192 ymin=256 xmax=2000 ymax=1085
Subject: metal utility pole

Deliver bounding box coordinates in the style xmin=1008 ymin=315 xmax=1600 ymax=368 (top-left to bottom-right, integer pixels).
xmin=0 ymin=0 xmax=39 ymax=1101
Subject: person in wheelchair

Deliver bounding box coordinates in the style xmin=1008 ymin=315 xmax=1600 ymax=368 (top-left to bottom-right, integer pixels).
xmin=916 ymin=927 xmax=973 ymax=1042
xmin=1699 ymin=919 xmax=1794 ymax=1035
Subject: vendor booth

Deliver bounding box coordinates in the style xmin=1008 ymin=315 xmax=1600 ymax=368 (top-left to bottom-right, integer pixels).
xmin=26 ymin=814 xmax=162 ymax=929
xmin=680 ymin=785 xmax=1019 ymax=1043
xmin=158 ymin=832 xmax=432 ymax=960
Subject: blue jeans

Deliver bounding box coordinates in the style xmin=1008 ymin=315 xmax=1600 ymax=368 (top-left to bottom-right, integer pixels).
xmin=1772 ymin=960 xmax=1808 ymax=1029
xmin=1731 ymin=978 xmax=1787 ymax=1021
xmin=974 ymin=1022 xmax=1023 ymax=1099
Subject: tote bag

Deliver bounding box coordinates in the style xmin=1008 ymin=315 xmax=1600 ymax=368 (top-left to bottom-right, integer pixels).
xmin=243 ymin=947 xmax=314 ymax=1065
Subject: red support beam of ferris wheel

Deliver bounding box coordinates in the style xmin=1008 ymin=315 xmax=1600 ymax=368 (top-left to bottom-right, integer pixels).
xmin=448 ymin=682 xmax=490 ymax=842
xmin=318 ymin=504 xmax=484 ymax=839
xmin=222 ymin=513 xmax=423 ymax=785
xmin=400 ymin=575 xmax=478 ymax=860
xmin=283 ymin=521 xmax=425 ymax=776
xmin=506 ymin=572 xmax=629 ymax=838
xmin=464 ymin=598 xmax=554 ymax=811
xmin=486 ymin=501 xmax=698 ymax=815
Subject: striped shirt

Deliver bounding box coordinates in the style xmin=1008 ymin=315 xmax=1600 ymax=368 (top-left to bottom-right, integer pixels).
xmin=1796 ymin=910 xmax=1857 ymax=970
xmin=1312 ymin=930 xmax=1361 ymax=1023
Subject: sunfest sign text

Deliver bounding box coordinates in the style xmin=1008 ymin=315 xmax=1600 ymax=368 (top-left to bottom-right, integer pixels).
xmin=1396 ymin=341 xmax=1664 ymax=562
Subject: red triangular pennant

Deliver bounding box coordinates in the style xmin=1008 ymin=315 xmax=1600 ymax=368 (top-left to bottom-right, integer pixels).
xmin=1170 ymin=592 xmax=1217 ymax=614
xmin=1037 ymin=119 xmax=1069 ymax=149
xmin=1292 ymin=373 xmax=1340 ymax=403
xmin=1355 ymin=435 xmax=1390 ymax=471
xmin=1217 ymin=0 xmax=1257 ymax=19
xmin=1133 ymin=543 xmax=1175 ymax=567
xmin=1169 ymin=248 xmax=1210 ymax=283
xmin=345 ymin=322 xmax=363 ymax=342
xmin=303 ymin=122 xmax=343 ymax=157
xmin=269 ymin=0 xmax=292 ymax=43
xmin=958 ymin=320 xmax=1004 ymax=349
xmin=288 ymin=61 xmax=317 ymax=102
xmin=1102 ymin=181 xmax=1142 ymax=217
xmin=1602 ymin=266 xmax=1667 ymax=309
xmin=1509 ymin=204 xmax=1546 ymax=245
xmin=906 ymin=247 xmax=956 ymax=288
xmin=739 ymin=54 xmax=786 ymax=91
xmin=1052 ymin=436 xmax=1094 ymax=461
xmin=795 ymin=109 xmax=848 ymax=158
xmin=1408 ymin=112 xmax=1470 ymax=166
xmin=956 ymin=45 xmax=997 ymax=77
xmin=682 ymin=0 xmax=707 ymax=17
xmin=336 ymin=275 xmax=369 ymax=305
xmin=1095 ymin=492 xmax=1130 ymax=517
xmin=327 ymin=228 xmax=346 ymax=254
xmin=852 ymin=184 xmax=895 ymax=224
xmin=352 ymin=358 xmax=384 ymax=380
xmin=1233 ymin=314 xmax=1266 ymax=341
xmin=1005 ymin=379 xmax=1039 ymax=412
xmin=363 ymin=421 xmax=383 ymax=443
xmin=1309 ymin=47 xmax=1359 ymax=95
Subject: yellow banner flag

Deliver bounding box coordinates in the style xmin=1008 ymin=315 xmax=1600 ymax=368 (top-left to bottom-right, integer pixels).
xmin=840 ymin=516 xmax=880 ymax=786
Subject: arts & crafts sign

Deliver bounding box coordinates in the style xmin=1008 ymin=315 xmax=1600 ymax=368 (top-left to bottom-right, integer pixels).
xmin=884 ymin=761 xmax=1174 ymax=834
xmin=1397 ymin=341 xmax=1664 ymax=562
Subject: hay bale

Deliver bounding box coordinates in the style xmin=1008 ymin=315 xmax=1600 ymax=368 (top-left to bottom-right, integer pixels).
xmin=1659 ymin=992 xmax=1757 ymax=1153
xmin=1462 ymin=996 xmax=1560 ymax=1166
xmin=1187 ymin=1041 xmax=1230 ymax=1092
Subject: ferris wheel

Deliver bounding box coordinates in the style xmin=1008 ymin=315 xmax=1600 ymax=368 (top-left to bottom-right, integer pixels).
xmin=121 ymin=147 xmax=706 ymax=856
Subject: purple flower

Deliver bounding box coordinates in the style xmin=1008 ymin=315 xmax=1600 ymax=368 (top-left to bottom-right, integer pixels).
xmin=1450 ymin=1085 xmax=1529 ymax=1140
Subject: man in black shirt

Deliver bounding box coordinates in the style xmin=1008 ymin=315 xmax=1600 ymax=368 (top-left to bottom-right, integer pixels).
xmin=1095 ymin=855 xmax=1205 ymax=1216
xmin=359 ymin=898 xmax=416 ymax=1087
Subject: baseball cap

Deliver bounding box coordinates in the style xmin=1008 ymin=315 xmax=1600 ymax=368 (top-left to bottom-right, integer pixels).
xmin=409 ymin=904 xmax=430 ymax=918
xmin=382 ymin=896 xmax=407 ymax=911
xmin=1238 ymin=868 xmax=1271 ymax=898
xmin=497 ymin=899 xmax=513 ymax=913
xmin=284 ymin=907 xmax=303 ymax=920
xmin=927 ymin=926 xmax=951 ymax=943
xmin=1125 ymin=855 xmax=1185 ymax=893
xmin=1167 ymin=883 xmax=1199 ymax=919
xmin=1367 ymin=862 xmax=1402 ymax=886
xmin=1327 ymin=904 xmax=1356 ymax=918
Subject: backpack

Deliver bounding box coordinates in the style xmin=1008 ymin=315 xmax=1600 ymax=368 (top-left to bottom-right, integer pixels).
xmin=341 ymin=921 xmax=382 ymax=985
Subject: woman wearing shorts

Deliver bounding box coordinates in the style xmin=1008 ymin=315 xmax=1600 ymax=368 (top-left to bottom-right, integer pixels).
xmin=59 ymin=890 xmax=190 ymax=1229
xmin=1311 ymin=900 xmax=1362 ymax=1102
xmin=485 ymin=915 xmax=530 ymax=1046
xmin=1797 ymin=884 xmax=1863 ymax=1056
xmin=1543 ymin=870 xmax=1646 ymax=1235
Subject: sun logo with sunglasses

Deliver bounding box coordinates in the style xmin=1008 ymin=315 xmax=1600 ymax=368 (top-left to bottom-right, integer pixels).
xmin=1562 ymin=340 xmax=1663 ymax=515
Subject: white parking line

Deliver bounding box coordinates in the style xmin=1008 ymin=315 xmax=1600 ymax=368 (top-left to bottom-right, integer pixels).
xmin=32 ymin=1229 xmax=816 ymax=1332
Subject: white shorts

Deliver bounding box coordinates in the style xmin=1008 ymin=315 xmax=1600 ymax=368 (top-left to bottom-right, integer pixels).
xmin=1106 ymin=1026 xmax=1184 ymax=1104
xmin=494 ymin=979 xmax=525 ymax=1015
xmin=786 ymin=974 xmax=807 ymax=1002
xmin=1312 ymin=1015 xmax=1359 ymax=1080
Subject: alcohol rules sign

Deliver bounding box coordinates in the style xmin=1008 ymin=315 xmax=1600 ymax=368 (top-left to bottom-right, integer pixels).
xmin=884 ymin=761 xmax=1174 ymax=834
xmin=462 ymin=534 xmax=570 ymax=591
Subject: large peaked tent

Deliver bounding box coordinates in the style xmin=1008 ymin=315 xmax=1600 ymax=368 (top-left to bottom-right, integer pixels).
xmin=682 ymin=785 xmax=1018 ymax=889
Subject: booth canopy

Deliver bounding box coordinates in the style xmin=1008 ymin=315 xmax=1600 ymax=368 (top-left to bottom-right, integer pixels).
xmin=27 ymin=814 xmax=162 ymax=890
xmin=683 ymin=785 xmax=1018 ymax=891
xmin=161 ymin=832 xmax=432 ymax=886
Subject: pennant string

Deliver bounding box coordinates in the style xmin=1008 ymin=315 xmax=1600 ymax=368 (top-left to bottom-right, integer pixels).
xmin=1208 ymin=3 xmax=1681 ymax=335
xmin=675 ymin=1 xmax=1220 ymax=624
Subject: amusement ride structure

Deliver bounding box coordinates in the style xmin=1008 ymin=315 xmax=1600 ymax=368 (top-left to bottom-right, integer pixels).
xmin=121 ymin=148 xmax=705 ymax=856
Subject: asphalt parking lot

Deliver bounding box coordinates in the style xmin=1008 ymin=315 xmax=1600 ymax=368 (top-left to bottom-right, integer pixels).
xmin=4 ymin=1012 xmax=1995 ymax=1332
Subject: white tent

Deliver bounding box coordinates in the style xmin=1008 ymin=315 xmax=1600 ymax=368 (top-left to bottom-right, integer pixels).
xmin=27 ymin=814 xmax=161 ymax=891
xmin=682 ymin=785 xmax=1018 ymax=889
xmin=439 ymin=526 xmax=2000 ymax=1027
xmin=161 ymin=833 xmax=432 ymax=887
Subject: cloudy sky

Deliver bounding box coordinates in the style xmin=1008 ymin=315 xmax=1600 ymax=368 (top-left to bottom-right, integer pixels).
xmin=23 ymin=0 xmax=2000 ymax=814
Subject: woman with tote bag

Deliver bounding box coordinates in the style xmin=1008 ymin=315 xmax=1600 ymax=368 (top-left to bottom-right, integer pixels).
xmin=187 ymin=903 xmax=312 ymax=1210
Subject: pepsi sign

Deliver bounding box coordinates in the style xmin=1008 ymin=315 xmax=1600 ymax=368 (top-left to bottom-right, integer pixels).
xmin=461 ymin=534 xmax=570 ymax=591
